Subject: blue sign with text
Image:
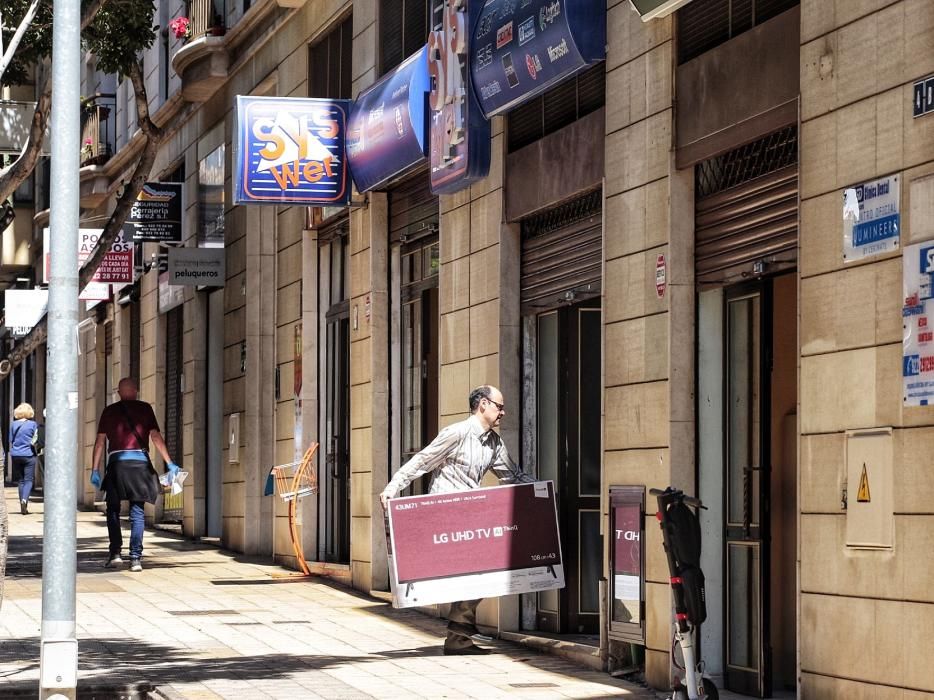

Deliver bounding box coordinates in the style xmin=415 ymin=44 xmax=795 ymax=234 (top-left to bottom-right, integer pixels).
xmin=348 ymin=47 xmax=431 ymax=193
xmin=429 ymin=0 xmax=491 ymax=195
xmin=470 ymin=0 xmax=605 ymax=118
xmin=234 ymin=96 xmax=351 ymax=206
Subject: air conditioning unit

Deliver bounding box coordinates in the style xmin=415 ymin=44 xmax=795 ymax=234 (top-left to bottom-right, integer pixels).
xmin=629 ymin=0 xmax=696 ymax=22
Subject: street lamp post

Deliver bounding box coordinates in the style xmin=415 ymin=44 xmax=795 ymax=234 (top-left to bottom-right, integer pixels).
xmin=39 ymin=0 xmax=81 ymax=696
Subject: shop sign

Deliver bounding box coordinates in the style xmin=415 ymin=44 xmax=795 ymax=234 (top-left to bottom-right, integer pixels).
xmin=655 ymin=253 xmax=666 ymax=298
xmin=843 ymin=174 xmax=900 ymax=262
xmin=43 ymin=228 xmax=131 ymax=300
xmin=123 ymin=182 xmax=183 ymax=242
xmin=470 ymin=0 xmax=605 ymax=118
xmin=4 ymin=289 xmax=49 ymax=337
xmin=167 ymin=246 xmax=225 ymax=287
xmin=428 ymin=0 xmax=491 ymax=194
xmin=387 ymin=481 xmax=564 ymax=608
xmin=233 ymin=96 xmax=351 ymax=206
xmin=348 ymin=46 xmax=431 ymax=192
xmin=902 ymin=240 xmax=934 ymax=406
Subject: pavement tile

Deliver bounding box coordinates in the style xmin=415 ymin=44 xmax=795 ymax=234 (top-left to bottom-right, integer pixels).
xmin=0 ymin=488 xmax=655 ymax=699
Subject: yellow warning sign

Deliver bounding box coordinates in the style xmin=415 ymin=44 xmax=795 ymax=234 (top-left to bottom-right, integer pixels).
xmin=857 ymin=463 xmax=871 ymax=503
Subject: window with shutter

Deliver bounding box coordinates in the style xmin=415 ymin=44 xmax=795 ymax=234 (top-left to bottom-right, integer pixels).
xmin=379 ymin=0 xmax=431 ymax=75
xmin=507 ymin=62 xmax=606 ymax=153
xmin=309 ymin=15 xmax=353 ymax=99
xmin=677 ymin=0 xmax=799 ymax=64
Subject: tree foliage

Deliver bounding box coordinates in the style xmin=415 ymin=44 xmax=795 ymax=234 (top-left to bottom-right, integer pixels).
xmin=1 ymin=0 xmax=158 ymax=82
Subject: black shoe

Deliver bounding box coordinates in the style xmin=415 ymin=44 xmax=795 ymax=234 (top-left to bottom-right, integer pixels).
xmin=20 ymin=500 xmax=28 ymax=515
xmin=443 ymin=644 xmax=490 ymax=656
xmin=448 ymin=621 xmax=493 ymax=642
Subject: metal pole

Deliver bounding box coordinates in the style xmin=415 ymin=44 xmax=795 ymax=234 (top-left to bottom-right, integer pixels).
xmin=39 ymin=0 xmax=81 ymax=695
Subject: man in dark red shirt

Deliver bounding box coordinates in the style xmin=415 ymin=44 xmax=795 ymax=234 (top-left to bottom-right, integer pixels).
xmin=91 ymin=377 xmax=178 ymax=572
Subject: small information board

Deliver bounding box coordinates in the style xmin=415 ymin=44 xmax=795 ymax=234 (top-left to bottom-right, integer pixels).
xmin=386 ymin=481 xmax=564 ymax=608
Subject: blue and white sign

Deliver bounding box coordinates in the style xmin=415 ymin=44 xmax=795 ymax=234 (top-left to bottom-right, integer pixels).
xmin=843 ymin=174 xmax=900 ymax=262
xmin=902 ymin=240 xmax=934 ymax=406
xmin=347 ymin=46 xmax=430 ymax=193
xmin=470 ymin=0 xmax=606 ymax=118
xmin=233 ymin=96 xmax=351 ymax=206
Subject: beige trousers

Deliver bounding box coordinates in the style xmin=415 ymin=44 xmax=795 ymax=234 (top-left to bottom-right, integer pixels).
xmin=444 ymin=599 xmax=482 ymax=650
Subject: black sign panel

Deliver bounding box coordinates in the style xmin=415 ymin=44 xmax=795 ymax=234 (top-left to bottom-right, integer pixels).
xmin=123 ymin=182 xmax=183 ymax=242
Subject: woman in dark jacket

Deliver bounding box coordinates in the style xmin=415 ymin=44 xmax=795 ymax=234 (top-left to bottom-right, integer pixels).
xmin=9 ymin=402 xmax=39 ymax=515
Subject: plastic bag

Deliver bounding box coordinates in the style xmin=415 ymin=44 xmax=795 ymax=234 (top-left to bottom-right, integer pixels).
xmin=159 ymin=469 xmax=189 ymax=495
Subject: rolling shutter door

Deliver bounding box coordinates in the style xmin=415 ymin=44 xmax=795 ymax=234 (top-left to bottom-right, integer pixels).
xmin=695 ymin=126 xmax=798 ymax=287
xmin=389 ymin=171 xmax=438 ymax=244
xmin=521 ymin=189 xmax=602 ymax=315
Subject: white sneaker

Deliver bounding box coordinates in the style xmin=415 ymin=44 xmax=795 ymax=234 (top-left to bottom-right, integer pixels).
xmin=129 ymin=559 xmax=142 ymax=572
xmin=105 ymin=554 xmax=123 ymax=568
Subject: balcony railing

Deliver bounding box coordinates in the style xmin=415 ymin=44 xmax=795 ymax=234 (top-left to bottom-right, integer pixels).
xmin=186 ymin=0 xmax=226 ymax=41
xmin=80 ymin=94 xmax=116 ymax=167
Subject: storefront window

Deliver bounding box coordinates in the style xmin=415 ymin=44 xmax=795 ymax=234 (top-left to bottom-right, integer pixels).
xmin=199 ymin=144 xmax=225 ymax=245
xmin=609 ymin=486 xmax=645 ymax=642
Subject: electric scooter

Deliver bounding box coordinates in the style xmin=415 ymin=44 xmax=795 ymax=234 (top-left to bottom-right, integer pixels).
xmin=650 ymin=487 xmax=719 ymax=700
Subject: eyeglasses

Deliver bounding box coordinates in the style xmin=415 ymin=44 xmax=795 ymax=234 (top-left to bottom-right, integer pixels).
xmin=485 ymin=398 xmax=505 ymax=412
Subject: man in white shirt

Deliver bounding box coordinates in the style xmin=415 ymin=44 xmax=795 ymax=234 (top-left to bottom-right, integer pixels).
xmin=381 ymin=385 xmax=534 ymax=655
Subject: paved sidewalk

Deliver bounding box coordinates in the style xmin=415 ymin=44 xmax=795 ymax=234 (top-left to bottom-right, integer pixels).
xmin=1 ymin=488 xmax=655 ymax=699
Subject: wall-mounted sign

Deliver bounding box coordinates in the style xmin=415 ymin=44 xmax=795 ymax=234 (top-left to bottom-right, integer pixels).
xmin=123 ymin=182 xmax=183 ymax=242
xmin=913 ymin=74 xmax=934 ymax=118
xmin=167 ymin=246 xmax=225 ymax=286
xmin=843 ymin=174 xmax=899 ymax=262
xmin=609 ymin=486 xmax=644 ymax=642
xmin=348 ymin=46 xmax=430 ymax=192
xmin=4 ymin=289 xmax=49 ymax=337
xmin=902 ymin=240 xmax=934 ymax=406
xmin=655 ymin=253 xmax=666 ymax=298
xmin=43 ymin=228 xmax=130 ymax=300
xmin=428 ymin=0 xmax=491 ymax=194
xmin=233 ymin=96 xmax=351 ymax=206
xmin=470 ymin=0 xmax=606 ymax=118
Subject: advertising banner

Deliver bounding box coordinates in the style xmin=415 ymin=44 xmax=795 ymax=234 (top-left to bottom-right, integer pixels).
xmin=4 ymin=289 xmax=49 ymax=337
xmin=168 ymin=246 xmax=225 ymax=286
xmin=428 ymin=0 xmax=491 ymax=194
xmin=843 ymin=174 xmax=900 ymax=262
xmin=902 ymin=240 xmax=934 ymax=406
xmin=470 ymin=0 xmax=606 ymax=118
xmin=386 ymin=481 xmax=564 ymax=608
xmin=123 ymin=182 xmax=183 ymax=242
xmin=348 ymin=46 xmax=430 ymax=193
xmin=612 ymin=501 xmax=642 ymax=624
xmin=44 ymin=228 xmax=125 ymax=300
xmin=233 ymin=96 xmax=351 ymax=206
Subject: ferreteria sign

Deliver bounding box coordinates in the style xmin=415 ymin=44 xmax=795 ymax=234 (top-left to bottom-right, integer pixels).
xmin=428 ymin=0 xmax=491 ymax=194
xmin=123 ymin=182 xmax=183 ymax=242
xmin=233 ymin=96 xmax=352 ymax=206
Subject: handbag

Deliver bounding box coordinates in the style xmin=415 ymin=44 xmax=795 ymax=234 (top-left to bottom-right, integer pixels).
xmin=116 ymin=401 xmax=158 ymax=476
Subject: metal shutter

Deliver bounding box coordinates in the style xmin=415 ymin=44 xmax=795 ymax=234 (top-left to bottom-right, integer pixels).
xmin=130 ymin=301 xmax=140 ymax=385
xmin=695 ymin=127 xmax=798 ymax=287
xmin=389 ymin=171 xmax=438 ymax=244
xmin=164 ymin=308 xmax=183 ymax=467
xmin=677 ymin=0 xmax=799 ymax=64
xmin=521 ymin=190 xmax=602 ymax=315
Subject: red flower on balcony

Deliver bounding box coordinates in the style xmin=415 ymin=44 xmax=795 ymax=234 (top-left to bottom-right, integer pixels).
xmin=169 ymin=16 xmax=191 ymax=40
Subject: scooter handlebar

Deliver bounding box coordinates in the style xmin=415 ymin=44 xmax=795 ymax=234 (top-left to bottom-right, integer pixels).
xmin=649 ymin=487 xmax=705 ymax=509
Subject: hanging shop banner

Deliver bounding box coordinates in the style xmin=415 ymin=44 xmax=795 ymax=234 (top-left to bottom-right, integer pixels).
xmin=348 ymin=46 xmax=430 ymax=192
xmin=429 ymin=0 xmax=492 ymax=195
xmin=902 ymin=240 xmax=934 ymax=406
xmin=44 ymin=228 xmax=133 ymax=285
xmin=233 ymin=96 xmax=351 ymax=206
xmin=470 ymin=0 xmax=606 ymax=118
xmin=386 ymin=481 xmax=564 ymax=608
xmin=843 ymin=174 xmax=900 ymax=262
xmin=4 ymin=289 xmax=49 ymax=337
xmin=167 ymin=246 xmax=225 ymax=286
xmin=123 ymin=182 xmax=183 ymax=242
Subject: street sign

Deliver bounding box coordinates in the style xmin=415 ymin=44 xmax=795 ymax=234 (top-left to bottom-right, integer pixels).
xmin=913 ymin=75 xmax=934 ymax=118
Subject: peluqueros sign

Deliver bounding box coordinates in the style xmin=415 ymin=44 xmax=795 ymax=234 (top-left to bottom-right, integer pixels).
xmin=233 ymin=96 xmax=351 ymax=206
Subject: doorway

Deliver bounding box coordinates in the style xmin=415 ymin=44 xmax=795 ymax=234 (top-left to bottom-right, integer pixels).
xmin=205 ymin=290 xmax=224 ymax=538
xmin=534 ymin=300 xmax=602 ymax=635
xmin=698 ymin=273 xmax=797 ymax=697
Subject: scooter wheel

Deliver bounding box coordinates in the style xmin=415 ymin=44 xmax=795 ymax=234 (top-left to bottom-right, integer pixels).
xmin=669 ymin=686 xmax=689 ymax=700
xmin=702 ymin=678 xmax=719 ymax=699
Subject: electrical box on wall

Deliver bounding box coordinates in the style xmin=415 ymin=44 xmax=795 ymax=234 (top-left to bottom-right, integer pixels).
xmin=845 ymin=428 xmax=894 ymax=549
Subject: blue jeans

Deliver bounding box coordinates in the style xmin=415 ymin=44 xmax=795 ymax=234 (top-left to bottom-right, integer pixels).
xmin=106 ymin=496 xmax=145 ymax=559
xmin=12 ymin=455 xmax=37 ymax=503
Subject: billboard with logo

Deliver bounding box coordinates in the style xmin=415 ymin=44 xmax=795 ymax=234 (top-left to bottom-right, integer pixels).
xmin=348 ymin=46 xmax=430 ymax=193
xmin=471 ymin=0 xmax=606 ymax=118
xmin=233 ymin=96 xmax=351 ymax=206
xmin=386 ymin=481 xmax=564 ymax=608
xmin=428 ymin=0 xmax=491 ymax=194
